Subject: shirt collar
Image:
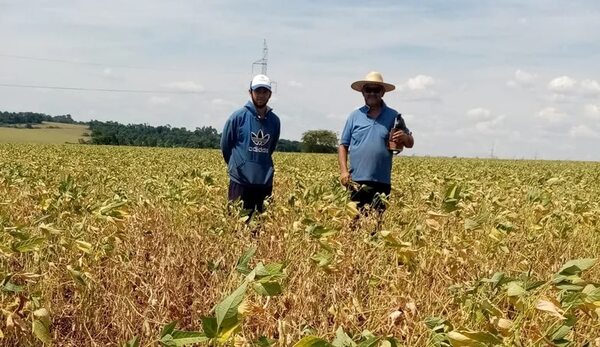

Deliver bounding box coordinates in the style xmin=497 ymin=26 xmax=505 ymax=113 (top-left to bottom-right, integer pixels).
xmin=359 ymin=100 xmax=387 ymax=115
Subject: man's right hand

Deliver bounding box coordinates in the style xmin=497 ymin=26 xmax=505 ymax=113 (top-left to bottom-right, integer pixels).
xmin=340 ymin=171 xmax=351 ymax=186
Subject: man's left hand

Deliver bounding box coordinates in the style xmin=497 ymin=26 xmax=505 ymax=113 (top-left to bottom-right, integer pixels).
xmin=391 ymin=130 xmax=409 ymax=146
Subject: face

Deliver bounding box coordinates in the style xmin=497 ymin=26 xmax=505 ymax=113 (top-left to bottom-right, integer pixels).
xmin=361 ymin=84 xmax=384 ymax=107
xmin=249 ymin=87 xmax=272 ymax=108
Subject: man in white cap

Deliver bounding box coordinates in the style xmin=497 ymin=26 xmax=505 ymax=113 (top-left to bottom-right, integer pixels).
xmin=338 ymin=71 xmax=414 ymax=215
xmin=221 ymin=74 xmax=280 ymax=218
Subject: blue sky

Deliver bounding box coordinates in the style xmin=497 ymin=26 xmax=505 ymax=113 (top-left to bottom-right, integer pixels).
xmin=1 ymin=0 xmax=599 ymax=160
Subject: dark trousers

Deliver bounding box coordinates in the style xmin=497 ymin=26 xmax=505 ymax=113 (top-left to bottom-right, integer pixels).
xmin=228 ymin=180 xmax=273 ymax=215
xmin=349 ymin=181 xmax=391 ymax=213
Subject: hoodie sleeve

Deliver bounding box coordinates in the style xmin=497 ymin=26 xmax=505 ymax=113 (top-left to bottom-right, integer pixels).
xmin=220 ymin=113 xmax=237 ymax=164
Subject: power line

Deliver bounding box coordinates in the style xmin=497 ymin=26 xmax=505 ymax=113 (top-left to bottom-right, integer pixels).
xmin=0 ymin=83 xmax=203 ymax=94
xmin=0 ymin=53 xmax=183 ymax=71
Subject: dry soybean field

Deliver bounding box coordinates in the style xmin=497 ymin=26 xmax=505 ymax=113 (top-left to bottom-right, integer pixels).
xmin=1 ymin=144 xmax=599 ymax=346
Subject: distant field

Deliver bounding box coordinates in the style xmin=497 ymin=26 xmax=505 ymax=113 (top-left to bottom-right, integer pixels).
xmin=0 ymin=122 xmax=89 ymax=144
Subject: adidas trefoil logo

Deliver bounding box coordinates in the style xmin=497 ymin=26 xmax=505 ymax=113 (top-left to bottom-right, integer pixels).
xmin=251 ymin=129 xmax=270 ymax=146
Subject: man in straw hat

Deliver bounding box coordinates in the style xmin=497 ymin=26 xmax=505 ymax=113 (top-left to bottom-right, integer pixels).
xmin=338 ymin=71 xmax=414 ymax=216
xmin=221 ymin=74 xmax=281 ymax=219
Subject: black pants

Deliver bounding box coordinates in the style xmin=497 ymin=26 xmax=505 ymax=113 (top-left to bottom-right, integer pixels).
xmin=228 ymin=180 xmax=273 ymax=214
xmin=349 ymin=181 xmax=391 ymax=213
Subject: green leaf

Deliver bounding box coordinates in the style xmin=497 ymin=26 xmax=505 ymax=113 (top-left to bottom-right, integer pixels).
xmin=255 ymin=336 xmax=276 ymax=347
xmin=311 ymin=250 xmax=334 ymax=270
xmin=507 ymin=282 xmax=526 ymax=297
xmin=171 ymin=331 xmax=209 ymax=346
xmin=458 ymin=330 xmax=502 ymax=345
xmin=215 ymin=281 xmax=247 ymax=330
xmin=200 ymin=316 xmax=217 ymax=338
xmin=293 ymin=336 xmax=333 ymax=347
xmin=480 ymin=299 xmax=503 ymax=318
xmin=236 ymin=247 xmax=256 ymax=275
xmin=67 ymin=265 xmax=87 ymax=287
xmin=524 ymin=280 xmax=546 ymax=291
xmin=550 ymin=316 xmax=575 ymax=341
xmin=254 ymin=263 xmax=270 ymax=277
xmin=160 ymin=321 xmax=177 ymax=338
xmin=32 ymin=319 xmax=52 ymax=345
xmin=555 ymin=283 xmax=584 ymax=291
xmin=441 ymin=183 xmax=462 ymax=212
xmin=481 ymin=272 xmax=508 ymax=289
xmin=557 ymin=258 xmax=596 ymax=276
xmin=424 ymin=316 xmax=452 ymax=332
xmin=306 ymin=224 xmax=336 ymax=239
xmin=583 ymin=285 xmax=600 ymax=302
xmin=7 ymin=229 xmax=29 ymax=240
xmin=253 ymin=281 xmax=282 ymax=296
xmin=264 ymin=262 xmax=285 ymax=276
xmin=2 ymin=281 xmax=24 ymax=293
xmin=12 ymin=236 xmax=45 ymax=253
xmin=159 ymin=334 xmax=176 ymax=346
xmin=357 ymin=336 xmax=380 ymax=347
xmin=384 ymin=337 xmax=399 ymax=347
xmin=331 ymin=327 xmax=356 ymax=347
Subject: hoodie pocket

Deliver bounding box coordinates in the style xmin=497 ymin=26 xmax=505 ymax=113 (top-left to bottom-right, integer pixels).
xmin=235 ymin=161 xmax=273 ymax=185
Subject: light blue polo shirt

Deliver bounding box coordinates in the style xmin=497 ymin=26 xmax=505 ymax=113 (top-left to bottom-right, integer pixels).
xmin=340 ymin=102 xmax=409 ymax=185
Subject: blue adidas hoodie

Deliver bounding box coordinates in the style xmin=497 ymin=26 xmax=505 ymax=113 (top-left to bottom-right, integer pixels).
xmin=221 ymin=101 xmax=281 ymax=186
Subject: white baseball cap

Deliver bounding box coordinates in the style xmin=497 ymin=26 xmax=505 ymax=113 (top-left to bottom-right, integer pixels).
xmin=250 ymin=74 xmax=272 ymax=91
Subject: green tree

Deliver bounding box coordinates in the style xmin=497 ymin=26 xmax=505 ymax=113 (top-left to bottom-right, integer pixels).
xmin=301 ymin=130 xmax=338 ymax=153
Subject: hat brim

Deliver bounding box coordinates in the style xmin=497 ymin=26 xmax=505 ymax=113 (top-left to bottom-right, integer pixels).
xmin=351 ymin=80 xmax=395 ymax=92
xmin=251 ymin=84 xmax=272 ymax=91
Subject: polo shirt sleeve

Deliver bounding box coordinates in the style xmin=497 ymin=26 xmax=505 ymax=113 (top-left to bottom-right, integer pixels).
xmin=340 ymin=114 xmax=353 ymax=146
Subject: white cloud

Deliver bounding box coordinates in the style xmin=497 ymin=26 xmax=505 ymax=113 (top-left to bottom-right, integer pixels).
xmin=584 ymin=104 xmax=600 ymax=120
xmin=569 ymin=124 xmax=599 ymax=138
xmin=581 ymin=79 xmax=600 ymax=95
xmin=162 ymin=81 xmax=204 ymax=92
xmin=466 ymin=107 xmax=493 ymax=120
xmin=548 ymin=76 xmax=577 ymax=94
xmin=288 ymin=80 xmax=303 ymax=88
xmin=475 ymin=115 xmax=505 ymax=133
xmin=507 ymin=69 xmax=536 ymax=89
xmin=397 ymin=75 xmax=438 ymax=101
xmin=405 ymin=75 xmax=435 ymax=91
xmin=103 ymin=67 xmax=112 ymax=76
xmin=537 ymin=107 xmax=567 ymax=123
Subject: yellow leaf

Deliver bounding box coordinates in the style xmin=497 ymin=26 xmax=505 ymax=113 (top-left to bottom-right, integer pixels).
xmin=425 ymin=219 xmax=441 ymax=230
xmin=535 ymin=299 xmax=566 ymax=320
xmin=75 ymin=240 xmax=93 ymax=254
xmin=346 ymin=202 xmax=359 ymax=217
xmin=447 ymin=331 xmax=475 ymax=346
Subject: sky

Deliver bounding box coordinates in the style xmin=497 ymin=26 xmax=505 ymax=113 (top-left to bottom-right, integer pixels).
xmin=1 ymin=0 xmax=600 ymax=160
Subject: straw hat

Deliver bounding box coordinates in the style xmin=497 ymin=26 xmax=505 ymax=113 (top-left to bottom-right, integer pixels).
xmin=351 ymin=71 xmax=395 ymax=92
